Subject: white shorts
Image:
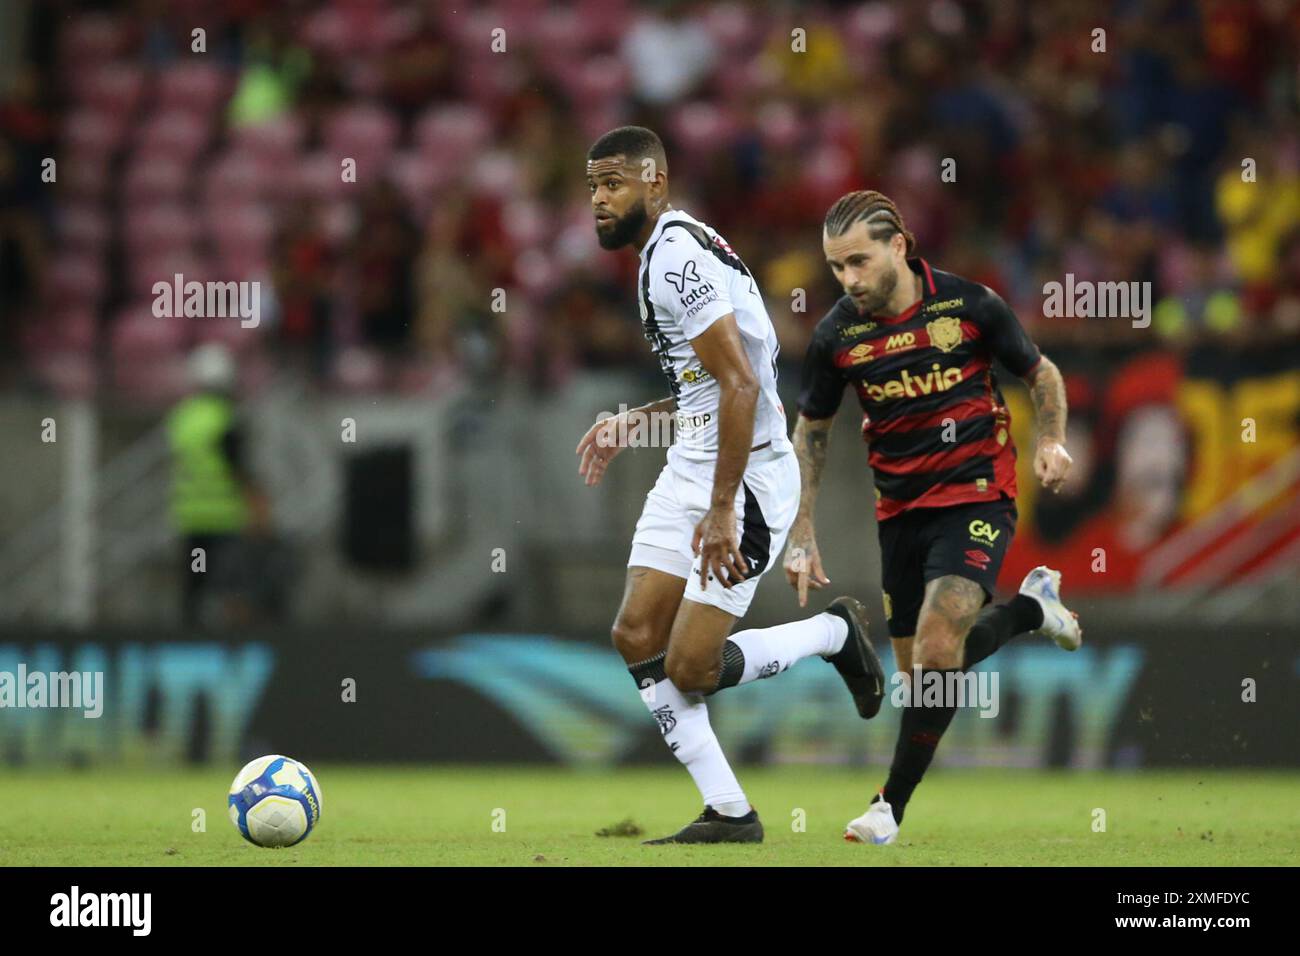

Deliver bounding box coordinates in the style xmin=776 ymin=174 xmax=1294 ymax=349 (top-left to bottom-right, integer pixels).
xmin=627 ymin=445 xmax=800 ymax=617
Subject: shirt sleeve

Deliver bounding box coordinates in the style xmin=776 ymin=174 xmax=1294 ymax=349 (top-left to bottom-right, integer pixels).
xmin=977 ymin=286 xmax=1041 ymax=377
xmin=649 ymin=239 xmax=734 ymax=340
xmin=797 ymin=321 xmax=846 ymax=420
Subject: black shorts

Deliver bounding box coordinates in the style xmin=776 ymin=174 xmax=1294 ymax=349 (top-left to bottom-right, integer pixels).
xmin=876 ymin=497 xmax=1018 ymax=638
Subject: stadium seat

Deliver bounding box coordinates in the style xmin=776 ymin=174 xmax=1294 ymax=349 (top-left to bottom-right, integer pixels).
xmin=74 ymin=62 xmax=145 ymax=115
xmin=60 ymin=14 xmax=128 ymax=65
xmin=324 ymin=103 xmax=400 ymax=170
xmin=56 ymin=204 xmax=111 ymax=252
xmin=46 ymin=255 xmax=107 ymax=309
xmin=124 ymin=157 xmax=192 ymax=202
xmin=157 ymin=62 xmax=232 ymax=113
xmin=137 ymin=110 xmax=212 ymax=161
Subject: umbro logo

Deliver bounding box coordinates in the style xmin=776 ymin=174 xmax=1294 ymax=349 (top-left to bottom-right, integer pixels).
xmin=665 ymin=260 xmax=700 ymax=293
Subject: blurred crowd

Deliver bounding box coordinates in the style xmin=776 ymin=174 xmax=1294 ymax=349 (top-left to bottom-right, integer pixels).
xmin=2 ymin=0 xmax=1298 ymax=403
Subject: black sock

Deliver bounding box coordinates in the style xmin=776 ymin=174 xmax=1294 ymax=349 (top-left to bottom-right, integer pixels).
xmin=961 ymin=594 xmax=1043 ymax=670
xmin=710 ymin=640 xmax=745 ymax=693
xmin=881 ymin=669 xmax=961 ymax=824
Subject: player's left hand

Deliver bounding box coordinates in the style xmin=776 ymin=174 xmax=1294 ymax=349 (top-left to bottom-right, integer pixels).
xmin=1034 ymin=438 xmax=1072 ymax=494
xmin=692 ymin=505 xmax=747 ymax=591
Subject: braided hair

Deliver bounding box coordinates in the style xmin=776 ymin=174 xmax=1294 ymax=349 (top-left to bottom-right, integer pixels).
xmin=823 ymin=190 xmax=916 ymax=256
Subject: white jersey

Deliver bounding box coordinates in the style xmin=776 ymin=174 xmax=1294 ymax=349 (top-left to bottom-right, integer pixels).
xmin=637 ymin=209 xmax=792 ymax=462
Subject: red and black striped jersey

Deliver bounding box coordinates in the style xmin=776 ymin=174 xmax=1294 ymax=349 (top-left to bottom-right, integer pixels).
xmin=798 ymin=258 xmax=1042 ymax=521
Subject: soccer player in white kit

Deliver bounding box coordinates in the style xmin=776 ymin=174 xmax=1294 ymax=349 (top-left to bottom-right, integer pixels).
xmin=576 ymin=127 xmax=887 ymax=844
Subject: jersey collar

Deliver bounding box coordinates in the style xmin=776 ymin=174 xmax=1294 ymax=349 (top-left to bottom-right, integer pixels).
xmin=639 ymin=209 xmax=688 ymax=261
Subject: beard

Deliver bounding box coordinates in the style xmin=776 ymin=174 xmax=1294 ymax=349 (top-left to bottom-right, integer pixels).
xmin=852 ymin=266 xmax=899 ymax=315
xmin=595 ymin=199 xmax=649 ymax=250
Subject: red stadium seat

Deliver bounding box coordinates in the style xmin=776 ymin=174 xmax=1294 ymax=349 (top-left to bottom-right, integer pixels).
xmin=56 ymin=204 xmax=111 ymax=252
xmin=123 ymin=156 xmax=191 ymax=202
xmin=157 ymin=62 xmax=232 ymax=113
xmin=324 ymin=103 xmax=400 ymax=170
xmin=62 ymin=108 xmax=129 ymax=156
xmin=230 ymin=113 xmax=306 ymax=163
xmin=60 ymin=14 xmax=128 ymax=65
xmin=124 ymin=204 xmax=200 ymax=254
xmin=413 ymin=104 xmax=492 ymax=166
xmin=46 ymin=254 xmax=107 ymax=309
xmin=74 ymin=62 xmax=145 ymax=116
xmin=137 ymin=110 xmax=212 ymax=161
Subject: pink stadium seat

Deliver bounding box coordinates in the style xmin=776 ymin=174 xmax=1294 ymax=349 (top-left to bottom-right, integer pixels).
xmin=301 ymin=7 xmax=349 ymax=57
xmin=332 ymin=346 xmax=386 ymax=392
xmin=112 ymin=303 xmax=191 ymax=357
xmin=294 ymin=151 xmax=353 ymax=202
xmin=230 ymin=113 xmax=305 ymax=164
xmin=413 ymin=104 xmax=492 ymax=165
xmin=62 ymin=108 xmax=128 ymax=156
xmin=124 ymin=204 xmax=199 ymax=254
xmin=202 ymin=150 xmax=268 ymax=204
xmin=209 ymin=204 xmax=274 ymax=259
xmin=75 ymin=62 xmax=145 ymax=116
xmin=323 ymin=103 xmax=400 ymax=168
xmin=60 ymin=14 xmax=128 ymax=65
xmin=157 ymin=62 xmax=231 ymax=113
xmin=699 ymin=2 xmax=762 ymax=52
xmin=50 ymin=308 xmax=99 ymax=352
xmin=670 ymin=103 xmax=739 ymax=157
xmin=388 ymin=150 xmax=452 ymax=215
xmin=127 ymin=251 xmax=208 ymax=299
xmin=756 ymin=101 xmax=805 ymax=150
xmin=60 ymin=154 xmax=112 ymax=199
xmin=124 ymin=156 xmax=191 ymax=202
xmin=46 ymin=254 xmax=107 ymax=309
xmin=137 ymin=110 xmax=211 ymax=161
xmin=56 ymin=204 xmax=111 ymax=251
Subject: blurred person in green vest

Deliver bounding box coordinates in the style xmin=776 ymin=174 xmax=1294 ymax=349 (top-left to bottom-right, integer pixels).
xmin=168 ymin=344 xmax=270 ymax=625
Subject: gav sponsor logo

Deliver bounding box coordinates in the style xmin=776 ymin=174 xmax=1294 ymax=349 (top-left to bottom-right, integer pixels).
xmin=968 ymin=519 xmax=1002 ymax=544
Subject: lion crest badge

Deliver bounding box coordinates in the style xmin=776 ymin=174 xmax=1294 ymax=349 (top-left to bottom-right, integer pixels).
xmin=926 ymin=316 xmax=963 ymax=353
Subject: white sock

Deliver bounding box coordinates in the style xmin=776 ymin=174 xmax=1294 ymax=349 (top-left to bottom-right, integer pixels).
xmin=724 ymin=612 xmax=848 ymax=685
xmin=639 ymin=677 xmax=748 ymax=814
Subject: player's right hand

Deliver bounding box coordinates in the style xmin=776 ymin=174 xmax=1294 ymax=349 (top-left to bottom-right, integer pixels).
xmin=783 ymin=528 xmax=830 ymax=607
xmin=575 ymin=414 xmax=627 ymax=487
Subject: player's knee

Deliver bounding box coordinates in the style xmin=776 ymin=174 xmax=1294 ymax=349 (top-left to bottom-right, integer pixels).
xmin=664 ymin=650 xmax=716 ymax=694
xmin=913 ymin=630 xmax=962 ymax=670
xmin=611 ymin=618 xmax=663 ymax=665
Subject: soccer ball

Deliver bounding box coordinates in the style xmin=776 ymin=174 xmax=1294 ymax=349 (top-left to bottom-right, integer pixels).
xmin=228 ymin=755 xmax=324 ymax=848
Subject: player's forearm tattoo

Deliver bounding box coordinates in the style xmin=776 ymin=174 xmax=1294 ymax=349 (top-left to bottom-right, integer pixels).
xmin=793 ymin=415 xmax=832 ymax=522
xmin=1027 ymin=357 xmax=1067 ymax=445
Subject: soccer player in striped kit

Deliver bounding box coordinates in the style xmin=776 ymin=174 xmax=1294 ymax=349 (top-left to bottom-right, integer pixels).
xmin=787 ymin=191 xmax=1083 ymax=844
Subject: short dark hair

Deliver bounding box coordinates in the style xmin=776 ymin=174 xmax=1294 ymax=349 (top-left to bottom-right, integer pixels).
xmin=824 ymin=190 xmax=916 ymax=255
xmin=587 ymin=126 xmax=668 ymax=175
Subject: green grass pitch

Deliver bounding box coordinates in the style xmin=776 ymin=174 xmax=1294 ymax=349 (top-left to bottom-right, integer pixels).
xmin=1 ymin=766 xmax=1296 ymax=866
